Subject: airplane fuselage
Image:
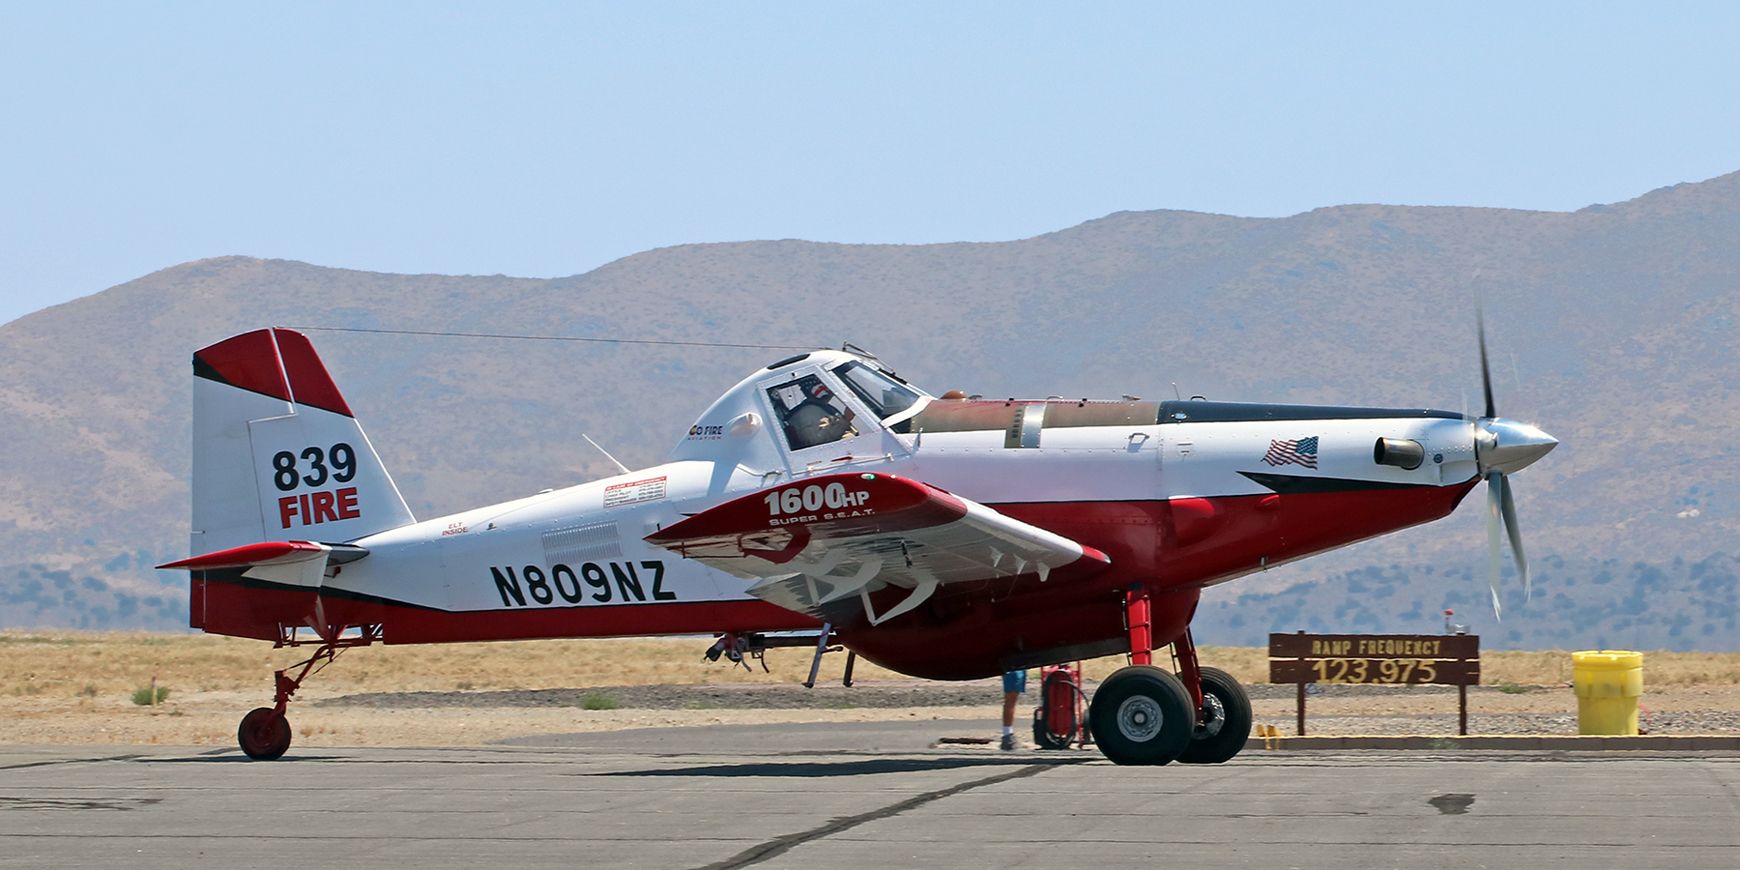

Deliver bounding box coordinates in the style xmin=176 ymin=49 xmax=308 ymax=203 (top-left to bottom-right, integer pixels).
xmin=169 ymin=329 xmax=1557 ymax=763
xmin=196 ymin=361 xmax=1486 ymax=679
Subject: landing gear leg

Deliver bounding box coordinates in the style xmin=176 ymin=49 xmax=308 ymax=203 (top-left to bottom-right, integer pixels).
xmin=1088 ymin=585 xmax=1193 ymax=765
xmin=1123 ymin=584 xmax=1153 ymax=666
xmin=239 ymin=658 xmax=313 ymax=761
xmin=1175 ymin=626 xmax=1252 ymax=766
xmin=238 ymin=625 xmax=377 ymax=761
xmin=1172 ymin=627 xmax=1204 ymax=711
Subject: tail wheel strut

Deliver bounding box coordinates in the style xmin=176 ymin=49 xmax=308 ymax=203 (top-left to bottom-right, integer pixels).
xmin=237 ymin=624 xmax=379 ymax=761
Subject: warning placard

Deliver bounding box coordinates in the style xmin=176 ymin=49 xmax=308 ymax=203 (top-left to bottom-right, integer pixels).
xmin=604 ymin=476 xmax=668 ymax=508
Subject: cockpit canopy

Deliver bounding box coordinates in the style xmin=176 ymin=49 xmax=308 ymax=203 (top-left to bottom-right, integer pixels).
xmin=763 ymin=360 xmax=924 ymax=450
xmin=670 ymin=350 xmax=932 ymax=464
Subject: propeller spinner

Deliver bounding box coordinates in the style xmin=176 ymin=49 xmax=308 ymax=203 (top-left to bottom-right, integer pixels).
xmin=1472 ymin=312 xmax=1558 ymax=618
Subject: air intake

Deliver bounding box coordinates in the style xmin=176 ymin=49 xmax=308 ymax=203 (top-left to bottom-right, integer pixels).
xmin=1373 ymin=437 xmax=1425 ymax=470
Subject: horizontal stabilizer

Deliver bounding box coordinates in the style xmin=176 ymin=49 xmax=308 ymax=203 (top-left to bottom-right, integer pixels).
xmin=158 ymin=540 xmax=367 ymax=588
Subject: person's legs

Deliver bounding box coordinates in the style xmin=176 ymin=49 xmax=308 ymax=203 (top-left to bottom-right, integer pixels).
xmin=1000 ymin=670 xmax=1027 ymax=749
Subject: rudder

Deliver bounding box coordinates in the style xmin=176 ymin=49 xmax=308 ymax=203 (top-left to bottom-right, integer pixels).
xmin=190 ymin=328 xmax=415 ymax=554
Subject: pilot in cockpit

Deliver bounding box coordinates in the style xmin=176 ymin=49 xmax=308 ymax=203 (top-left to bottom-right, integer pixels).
xmin=767 ymin=375 xmax=858 ymax=450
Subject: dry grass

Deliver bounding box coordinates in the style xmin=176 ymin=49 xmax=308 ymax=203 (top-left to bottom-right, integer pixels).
xmin=0 ymin=631 xmax=904 ymax=700
xmin=3 ymin=632 xmax=1737 ymax=748
xmin=0 ymin=631 xmax=978 ymax=748
xmin=3 ymin=631 xmax=1735 ymax=701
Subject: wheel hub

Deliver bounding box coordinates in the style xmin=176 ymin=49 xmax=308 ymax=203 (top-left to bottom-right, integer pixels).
xmin=1196 ymin=692 xmax=1226 ymax=739
xmin=1115 ymin=695 xmax=1164 ymax=742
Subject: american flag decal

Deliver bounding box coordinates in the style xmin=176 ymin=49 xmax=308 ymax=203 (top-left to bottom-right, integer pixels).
xmin=1263 ymin=436 xmax=1319 ymax=469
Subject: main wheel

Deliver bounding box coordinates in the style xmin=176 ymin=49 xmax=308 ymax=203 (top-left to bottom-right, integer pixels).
xmin=238 ymin=707 xmax=292 ymax=761
xmin=1177 ymin=667 xmax=1253 ymax=764
xmin=1087 ymin=665 xmax=1194 ymax=765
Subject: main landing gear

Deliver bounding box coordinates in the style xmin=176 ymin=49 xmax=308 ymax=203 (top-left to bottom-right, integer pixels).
xmin=237 ymin=624 xmax=380 ymax=760
xmin=1087 ymin=586 xmax=1252 ymax=766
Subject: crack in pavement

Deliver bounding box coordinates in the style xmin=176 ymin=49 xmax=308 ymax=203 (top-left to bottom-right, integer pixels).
xmin=696 ymin=761 xmax=1063 ymax=870
xmin=0 ymin=753 xmax=144 ymax=771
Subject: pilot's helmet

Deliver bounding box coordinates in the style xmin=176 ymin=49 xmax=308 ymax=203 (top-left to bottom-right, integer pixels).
xmin=786 ymin=400 xmax=838 ymax=449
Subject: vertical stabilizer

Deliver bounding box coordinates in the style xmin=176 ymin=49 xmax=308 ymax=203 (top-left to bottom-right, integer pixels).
xmin=190 ymin=328 xmax=415 ymax=554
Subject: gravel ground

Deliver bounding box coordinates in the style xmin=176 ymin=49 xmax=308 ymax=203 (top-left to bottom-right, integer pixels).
xmin=320 ymin=680 xmax=1520 ymax=711
xmin=318 ymin=680 xmax=1740 ymax=736
xmin=319 ymin=682 xmax=1007 ymax=711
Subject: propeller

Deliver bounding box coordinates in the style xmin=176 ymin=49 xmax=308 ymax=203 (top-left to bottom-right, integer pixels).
xmin=1471 ymin=311 xmax=1557 ymax=619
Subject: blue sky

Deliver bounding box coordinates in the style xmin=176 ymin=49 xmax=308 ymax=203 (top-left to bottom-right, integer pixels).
xmin=4 ymin=2 xmax=1738 ymax=325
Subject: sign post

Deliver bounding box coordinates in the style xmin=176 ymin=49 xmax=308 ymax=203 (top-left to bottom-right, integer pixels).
xmin=1268 ymin=632 xmax=1481 ymax=736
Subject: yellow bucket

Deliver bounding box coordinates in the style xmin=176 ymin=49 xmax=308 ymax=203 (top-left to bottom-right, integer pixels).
xmin=1571 ymin=650 xmax=1643 ymax=735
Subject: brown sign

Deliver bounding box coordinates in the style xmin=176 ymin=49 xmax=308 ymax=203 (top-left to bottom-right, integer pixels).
xmin=1269 ymin=657 xmax=1480 ymax=685
xmin=1268 ymin=632 xmax=1482 ymax=736
xmin=1269 ymin=632 xmax=1479 ymax=661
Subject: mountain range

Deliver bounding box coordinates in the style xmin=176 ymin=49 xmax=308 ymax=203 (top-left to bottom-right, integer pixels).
xmin=5 ymin=171 xmax=1739 ymax=649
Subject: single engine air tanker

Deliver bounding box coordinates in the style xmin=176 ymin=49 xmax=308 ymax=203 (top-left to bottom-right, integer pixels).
xmin=161 ymin=326 xmax=1555 ymax=764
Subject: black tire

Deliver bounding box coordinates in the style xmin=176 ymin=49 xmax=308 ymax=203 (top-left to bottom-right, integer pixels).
xmin=1178 ymin=667 xmax=1253 ymax=764
xmin=238 ymin=707 xmax=291 ymax=760
xmin=1087 ymin=665 xmax=1194 ymax=765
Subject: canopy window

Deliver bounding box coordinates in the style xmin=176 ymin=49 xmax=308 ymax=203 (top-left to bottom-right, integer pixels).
xmin=834 ymin=361 xmax=920 ymax=420
xmin=767 ymin=374 xmax=858 ymax=450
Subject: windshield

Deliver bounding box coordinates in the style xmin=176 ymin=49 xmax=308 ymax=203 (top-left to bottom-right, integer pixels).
xmin=834 ymin=361 xmax=921 ymax=419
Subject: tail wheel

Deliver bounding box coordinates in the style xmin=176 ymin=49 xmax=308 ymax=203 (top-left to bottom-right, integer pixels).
xmin=1087 ymin=665 xmax=1194 ymax=765
xmin=1178 ymin=667 xmax=1252 ymax=764
xmin=238 ymin=707 xmax=292 ymax=761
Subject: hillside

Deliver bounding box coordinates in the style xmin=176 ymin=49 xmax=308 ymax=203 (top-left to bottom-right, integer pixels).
xmin=4 ymin=172 xmax=1740 ymax=648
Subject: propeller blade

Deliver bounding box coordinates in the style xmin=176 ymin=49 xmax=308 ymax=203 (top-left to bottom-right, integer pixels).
xmin=1485 ymin=471 xmax=1504 ymax=620
xmin=1477 ymin=309 xmax=1497 ymax=419
xmin=1497 ymin=473 xmax=1532 ymax=602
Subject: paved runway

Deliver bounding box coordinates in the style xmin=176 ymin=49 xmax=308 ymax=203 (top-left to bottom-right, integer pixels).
xmin=4 ymin=721 xmax=1738 ymax=869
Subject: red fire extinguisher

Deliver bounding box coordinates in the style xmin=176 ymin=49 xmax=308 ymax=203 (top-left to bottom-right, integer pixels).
xmin=1031 ymin=662 xmax=1091 ymax=750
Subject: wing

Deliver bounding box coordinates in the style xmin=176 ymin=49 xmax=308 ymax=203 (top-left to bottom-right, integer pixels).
xmin=645 ymin=472 xmax=1110 ymax=625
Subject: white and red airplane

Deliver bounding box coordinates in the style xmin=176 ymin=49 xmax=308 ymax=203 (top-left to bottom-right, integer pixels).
xmin=160 ymin=327 xmax=1556 ymax=764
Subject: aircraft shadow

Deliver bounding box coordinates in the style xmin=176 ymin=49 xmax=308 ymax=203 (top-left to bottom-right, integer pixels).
xmin=592 ymin=756 xmax=1083 ymax=778
xmin=142 ymin=754 xmax=348 ymax=764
